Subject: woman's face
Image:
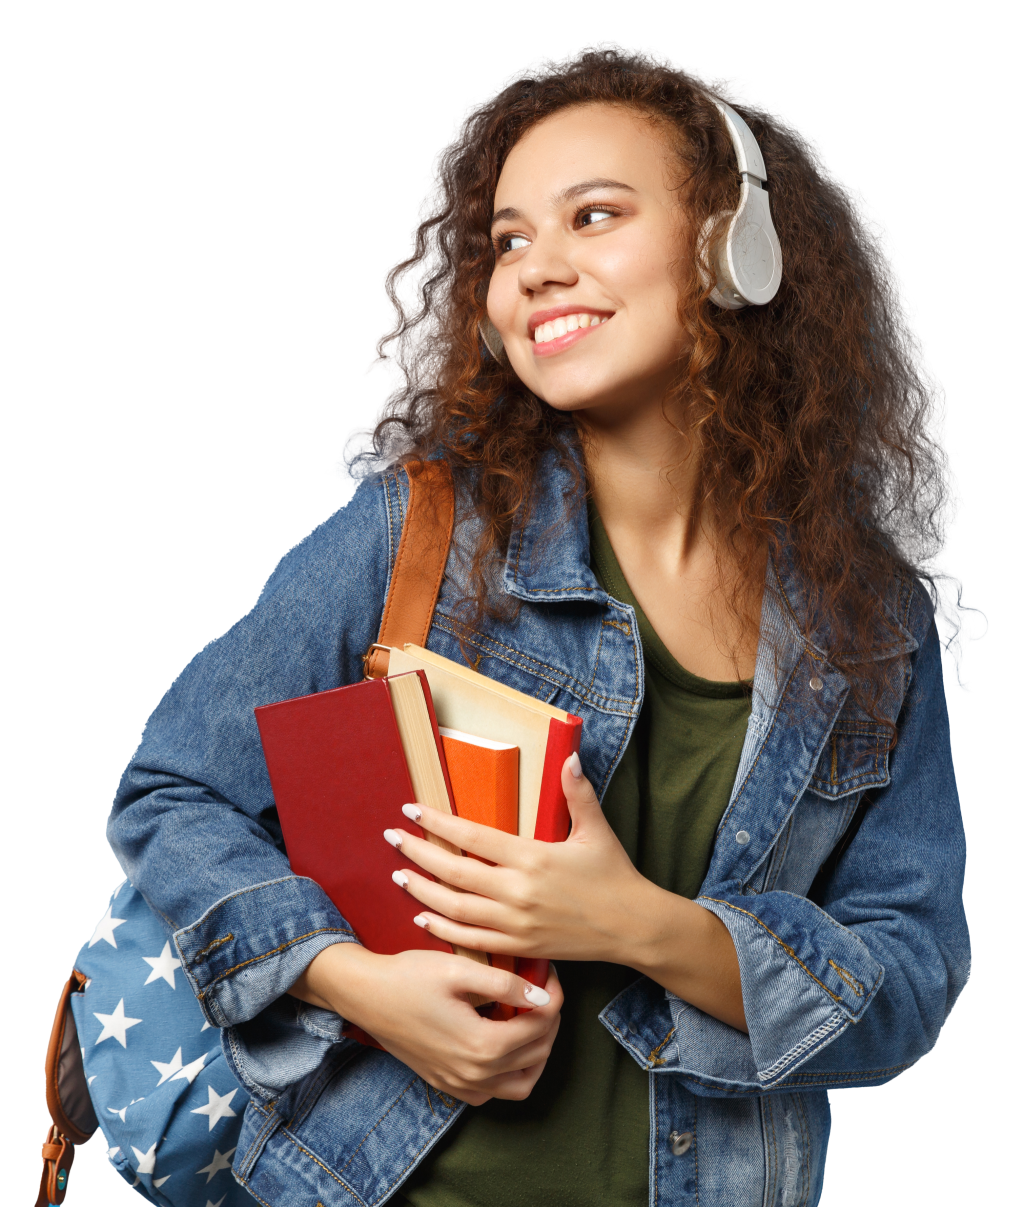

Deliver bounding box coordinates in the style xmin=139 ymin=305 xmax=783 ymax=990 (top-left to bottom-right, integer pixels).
xmin=486 ymin=103 xmax=688 ymax=416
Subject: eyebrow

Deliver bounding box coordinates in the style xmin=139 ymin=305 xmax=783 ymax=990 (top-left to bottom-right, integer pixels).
xmin=490 ymin=178 xmax=636 ymax=228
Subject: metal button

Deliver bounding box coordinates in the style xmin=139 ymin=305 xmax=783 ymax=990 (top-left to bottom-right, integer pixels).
xmin=809 ymin=675 xmax=824 ymax=691
xmin=735 ymin=830 xmax=751 ymax=845
xmin=628 ymin=1022 xmax=638 ymax=1035
xmin=669 ymin=1130 xmax=693 ymax=1156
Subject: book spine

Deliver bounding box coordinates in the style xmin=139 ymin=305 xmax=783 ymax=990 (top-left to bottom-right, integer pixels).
xmin=518 ymin=714 xmax=583 ymax=993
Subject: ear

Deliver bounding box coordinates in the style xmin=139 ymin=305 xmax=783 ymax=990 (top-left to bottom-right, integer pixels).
xmin=480 ymin=315 xmax=508 ymax=364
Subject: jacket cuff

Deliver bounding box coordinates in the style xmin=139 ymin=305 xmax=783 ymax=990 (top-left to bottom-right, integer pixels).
xmin=601 ymin=893 xmax=884 ymax=1093
xmin=173 ymin=875 xmax=358 ymax=1027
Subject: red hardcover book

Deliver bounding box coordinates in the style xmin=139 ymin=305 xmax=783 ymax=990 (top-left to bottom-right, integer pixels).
xmin=256 ymin=669 xmax=502 ymax=1045
xmin=254 ymin=674 xmax=454 ymax=961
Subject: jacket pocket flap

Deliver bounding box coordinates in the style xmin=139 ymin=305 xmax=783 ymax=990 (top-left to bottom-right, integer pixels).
xmin=808 ymin=722 xmax=890 ymax=800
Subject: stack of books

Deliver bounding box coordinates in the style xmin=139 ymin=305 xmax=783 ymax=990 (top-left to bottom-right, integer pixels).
xmin=255 ymin=645 xmax=582 ymax=1036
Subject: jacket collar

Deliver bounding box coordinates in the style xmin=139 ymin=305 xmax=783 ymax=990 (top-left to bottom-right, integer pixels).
xmin=503 ymin=439 xmax=918 ymax=664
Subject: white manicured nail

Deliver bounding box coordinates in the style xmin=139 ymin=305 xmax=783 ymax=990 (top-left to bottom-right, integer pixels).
xmin=392 ymin=870 xmax=408 ymax=888
xmin=383 ymin=829 xmax=402 ymax=850
xmin=402 ymin=803 xmax=422 ymax=821
xmin=413 ymin=914 xmax=430 ymax=929
xmin=523 ymin=984 xmax=551 ymax=1006
xmin=568 ymin=752 xmax=583 ymax=779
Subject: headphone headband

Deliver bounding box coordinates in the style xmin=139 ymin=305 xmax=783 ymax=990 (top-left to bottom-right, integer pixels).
xmin=705 ymin=101 xmax=783 ymax=309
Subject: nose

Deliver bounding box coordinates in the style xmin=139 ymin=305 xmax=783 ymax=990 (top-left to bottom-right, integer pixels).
xmin=517 ymin=231 xmax=579 ymax=296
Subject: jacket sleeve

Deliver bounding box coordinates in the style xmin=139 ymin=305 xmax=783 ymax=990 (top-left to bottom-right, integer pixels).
xmin=603 ymin=613 xmax=970 ymax=1095
xmin=107 ymin=473 xmax=394 ymax=1037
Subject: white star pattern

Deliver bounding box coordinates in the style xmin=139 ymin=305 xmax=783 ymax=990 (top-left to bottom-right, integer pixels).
xmin=142 ymin=941 xmax=181 ymax=988
xmin=151 ymin=1046 xmax=207 ymax=1086
xmin=108 ymin=1096 xmax=145 ymax=1122
xmin=154 ymin=1175 xmax=171 ymax=1188
xmin=93 ymin=999 xmax=143 ymax=1047
xmin=190 ymin=1085 xmax=238 ymax=1130
xmin=195 ymin=1146 xmax=235 ymax=1183
xmin=131 ymin=1141 xmax=158 ymax=1173
xmin=89 ymin=904 xmax=127 ymax=949
xmin=206 ymin=1198 xmax=226 ymax=1207
xmin=107 ymin=1146 xmax=121 ymax=1160
xmin=201 ymin=1019 xmax=213 ymax=1032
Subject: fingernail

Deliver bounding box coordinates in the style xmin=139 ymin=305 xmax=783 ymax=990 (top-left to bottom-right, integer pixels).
xmin=413 ymin=913 xmax=430 ymax=930
xmin=392 ymin=870 xmax=409 ymax=889
xmin=402 ymin=803 xmax=422 ymax=822
xmin=523 ymin=984 xmax=551 ymax=1006
xmin=383 ymin=828 xmax=403 ymax=850
xmin=568 ymin=752 xmax=583 ymax=779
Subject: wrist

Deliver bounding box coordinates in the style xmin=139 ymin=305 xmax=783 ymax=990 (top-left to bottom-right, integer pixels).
xmin=289 ymin=941 xmax=382 ymax=1017
xmin=622 ymin=882 xmax=705 ymax=981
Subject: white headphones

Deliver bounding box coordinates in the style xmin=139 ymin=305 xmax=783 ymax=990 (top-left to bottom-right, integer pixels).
xmin=704 ymin=101 xmax=783 ymax=310
xmin=480 ymin=99 xmax=783 ymax=357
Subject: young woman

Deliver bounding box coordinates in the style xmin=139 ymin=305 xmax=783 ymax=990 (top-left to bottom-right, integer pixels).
xmin=79 ymin=49 xmax=968 ymax=1207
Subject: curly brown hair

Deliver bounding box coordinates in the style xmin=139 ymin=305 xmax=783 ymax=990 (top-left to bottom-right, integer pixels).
xmin=367 ymin=48 xmax=946 ymax=717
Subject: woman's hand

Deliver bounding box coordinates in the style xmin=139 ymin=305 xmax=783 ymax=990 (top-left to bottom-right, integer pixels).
xmin=388 ymin=754 xmax=747 ymax=1032
xmin=289 ymin=943 xmax=562 ymax=1106
xmin=388 ymin=752 xmax=651 ymax=965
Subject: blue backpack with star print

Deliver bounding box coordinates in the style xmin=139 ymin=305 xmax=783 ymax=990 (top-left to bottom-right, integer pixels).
xmin=37 ymin=882 xmax=252 ymax=1207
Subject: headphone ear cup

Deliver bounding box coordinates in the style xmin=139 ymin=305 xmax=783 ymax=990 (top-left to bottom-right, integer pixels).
xmin=480 ymin=316 xmax=508 ymax=363
xmin=697 ymin=214 xmax=748 ymax=310
xmin=722 ymin=184 xmax=782 ymax=306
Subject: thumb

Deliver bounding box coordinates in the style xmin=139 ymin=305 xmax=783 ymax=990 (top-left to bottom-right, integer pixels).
xmin=561 ymin=752 xmax=605 ymax=837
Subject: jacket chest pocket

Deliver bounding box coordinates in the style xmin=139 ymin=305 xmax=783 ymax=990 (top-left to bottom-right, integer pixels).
xmin=807 ymin=722 xmax=891 ymax=800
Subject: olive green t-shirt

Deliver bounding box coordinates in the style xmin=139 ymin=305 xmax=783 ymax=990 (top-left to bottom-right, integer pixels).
xmin=397 ymin=511 xmax=751 ymax=1207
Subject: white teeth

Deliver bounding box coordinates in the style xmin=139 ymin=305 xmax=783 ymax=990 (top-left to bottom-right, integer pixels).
xmin=533 ymin=313 xmax=608 ymax=342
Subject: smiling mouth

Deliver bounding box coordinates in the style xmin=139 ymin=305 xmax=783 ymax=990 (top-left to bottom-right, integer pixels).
xmin=533 ymin=312 xmax=610 ymax=344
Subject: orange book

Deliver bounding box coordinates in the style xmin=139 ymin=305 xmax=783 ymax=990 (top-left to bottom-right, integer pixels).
xmin=438 ymin=727 xmax=520 ymax=999
xmin=438 ymin=727 xmax=519 ymax=836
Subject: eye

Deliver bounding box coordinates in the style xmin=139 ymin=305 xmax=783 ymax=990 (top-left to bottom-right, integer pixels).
xmin=497 ymin=233 xmax=530 ymax=255
xmin=577 ymin=207 xmax=616 ymax=228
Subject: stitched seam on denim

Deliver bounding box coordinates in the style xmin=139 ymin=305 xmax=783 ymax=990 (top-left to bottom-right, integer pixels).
xmin=652 ymin=1070 xmax=660 ymax=1207
xmin=247 ymin=1106 xmax=280 ymax=1177
xmin=603 ymin=1017 xmax=650 ymax=1066
xmin=285 ymin=1047 xmax=349 ymax=1133
xmin=597 ymin=606 xmax=642 ymax=797
xmin=793 ymin=1091 xmax=811 ymax=1207
xmin=715 ymin=654 xmax=802 ymax=839
xmin=586 ymin=618 xmax=607 ymax=698
xmin=371 ymin=1094 xmax=463 ymax=1203
xmin=225 ymin=1027 xmax=283 ymax=1156
xmin=175 ymin=876 xmax=313 ymax=939
xmin=383 ymin=471 xmax=397 ymax=583
xmin=828 ymin=960 xmax=864 ymax=996
xmin=758 ymin=1012 xmax=844 ymax=1082
xmin=435 ymin=614 xmax=633 ymax=707
xmin=431 ymin=614 xmax=636 ymax=711
xmin=673 ymin=1060 xmax=913 ymax=1095
xmin=201 ymin=927 xmax=356 ymax=988
xmin=337 ymin=1073 xmax=420 ymax=1177
xmin=235 ymin=1096 xmax=278 ymax=1181
xmin=693 ymin=1096 xmax=699 ymax=1207
xmin=699 ymin=898 xmax=848 ymax=1007
xmin=193 ymin=933 xmax=233 ymax=963
xmin=649 ymin=1026 xmax=676 ymax=1068
xmin=233 ymin=1173 xmax=274 ymax=1207
xmin=602 ymin=617 xmax=631 ymax=634
xmin=277 ymin=1128 xmax=362 ymax=1202
xmin=767 ymin=1094 xmax=779 ymax=1207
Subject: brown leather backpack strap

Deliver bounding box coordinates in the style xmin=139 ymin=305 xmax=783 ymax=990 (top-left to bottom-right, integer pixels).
xmin=37 ymin=969 xmax=98 ymax=1206
xmin=363 ymin=459 xmax=455 ymax=679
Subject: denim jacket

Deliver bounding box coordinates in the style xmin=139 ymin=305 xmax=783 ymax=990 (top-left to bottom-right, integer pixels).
xmin=108 ymin=450 xmax=969 ymax=1207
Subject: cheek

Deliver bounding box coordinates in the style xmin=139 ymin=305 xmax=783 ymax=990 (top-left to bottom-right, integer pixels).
xmin=485 ymin=273 xmax=517 ymax=334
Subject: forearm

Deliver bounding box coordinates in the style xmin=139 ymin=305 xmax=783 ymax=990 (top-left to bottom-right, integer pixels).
xmin=620 ymin=883 xmax=747 ymax=1033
